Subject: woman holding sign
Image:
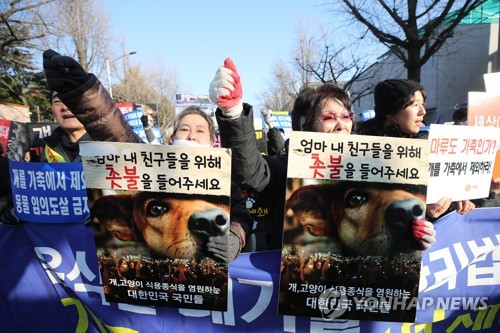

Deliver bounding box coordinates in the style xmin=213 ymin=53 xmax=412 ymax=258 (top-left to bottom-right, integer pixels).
xmin=209 ymin=59 xmax=435 ymax=251
xmin=356 ymin=79 xmax=476 ymax=219
xmin=42 ymin=50 xmax=252 ymax=263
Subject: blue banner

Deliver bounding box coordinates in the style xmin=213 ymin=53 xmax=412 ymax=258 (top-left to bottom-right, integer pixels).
xmin=9 ymin=161 xmax=89 ymax=223
xmin=0 ymin=208 xmax=498 ymax=332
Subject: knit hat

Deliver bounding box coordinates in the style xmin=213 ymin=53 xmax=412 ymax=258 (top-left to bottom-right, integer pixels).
xmin=374 ymin=79 xmax=424 ymax=121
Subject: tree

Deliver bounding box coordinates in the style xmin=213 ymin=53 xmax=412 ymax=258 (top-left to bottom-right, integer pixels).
xmin=39 ymin=0 xmax=112 ymax=78
xmin=335 ymin=0 xmax=487 ymax=82
xmin=0 ymin=0 xmax=54 ymax=117
xmin=261 ymin=20 xmax=373 ymax=110
xmin=113 ymin=61 xmax=179 ymax=142
xmin=259 ymin=22 xmax=319 ymax=112
xmin=293 ymin=34 xmax=375 ymax=104
xmin=259 ymin=59 xmax=299 ymax=112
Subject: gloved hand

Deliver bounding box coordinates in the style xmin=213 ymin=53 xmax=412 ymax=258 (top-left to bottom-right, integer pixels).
xmin=43 ymin=49 xmax=90 ymax=93
xmin=140 ymin=115 xmax=150 ymax=128
xmin=209 ymin=58 xmax=243 ymax=118
xmin=261 ymin=109 xmax=273 ymax=123
xmin=207 ymin=231 xmax=241 ymax=263
xmin=412 ymin=219 xmax=436 ymax=250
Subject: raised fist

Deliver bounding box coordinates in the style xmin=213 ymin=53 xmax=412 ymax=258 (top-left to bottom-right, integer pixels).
xmin=261 ymin=109 xmax=273 ymax=123
xmin=43 ymin=49 xmax=90 ymax=93
xmin=209 ymin=58 xmax=243 ymax=118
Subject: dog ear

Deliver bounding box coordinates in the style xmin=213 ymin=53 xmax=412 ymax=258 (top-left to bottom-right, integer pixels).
xmin=287 ymin=184 xmax=336 ymax=237
xmin=91 ymin=194 xmax=139 ymax=242
xmin=287 ymin=184 xmax=335 ymax=211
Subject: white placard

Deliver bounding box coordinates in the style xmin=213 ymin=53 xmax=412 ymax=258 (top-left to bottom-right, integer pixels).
xmin=426 ymin=124 xmax=498 ymax=203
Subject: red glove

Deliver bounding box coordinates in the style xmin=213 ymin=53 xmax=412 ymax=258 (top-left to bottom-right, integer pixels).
xmin=412 ymin=219 xmax=436 ymax=250
xmin=209 ymin=58 xmax=243 ymax=118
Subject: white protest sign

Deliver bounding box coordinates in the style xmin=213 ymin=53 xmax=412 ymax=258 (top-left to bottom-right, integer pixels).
xmin=483 ymin=72 xmax=500 ymax=94
xmin=426 ymin=124 xmax=498 ymax=203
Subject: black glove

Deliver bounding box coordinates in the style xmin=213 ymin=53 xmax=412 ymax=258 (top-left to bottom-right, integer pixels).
xmin=43 ymin=49 xmax=90 ymax=93
xmin=140 ymin=115 xmax=149 ymax=128
xmin=207 ymin=231 xmax=241 ymax=263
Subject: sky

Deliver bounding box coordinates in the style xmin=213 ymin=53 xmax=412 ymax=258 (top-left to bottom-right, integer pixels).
xmin=102 ymin=0 xmax=333 ymax=109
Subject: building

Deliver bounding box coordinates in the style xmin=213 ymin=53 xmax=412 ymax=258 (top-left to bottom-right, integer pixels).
xmin=350 ymin=0 xmax=499 ymax=124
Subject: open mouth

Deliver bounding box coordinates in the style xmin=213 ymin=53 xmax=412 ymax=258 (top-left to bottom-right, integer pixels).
xmin=62 ymin=114 xmax=76 ymax=119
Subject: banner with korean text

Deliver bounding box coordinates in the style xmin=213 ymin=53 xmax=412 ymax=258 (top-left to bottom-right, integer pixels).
xmin=0 ymin=208 xmax=497 ymax=332
xmin=9 ymin=161 xmax=89 ymax=223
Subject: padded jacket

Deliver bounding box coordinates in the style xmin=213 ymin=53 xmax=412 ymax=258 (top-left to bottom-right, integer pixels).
xmin=216 ymin=103 xmax=288 ymax=250
xmin=39 ymin=127 xmax=91 ymax=162
xmin=58 ymin=74 xmax=142 ymax=144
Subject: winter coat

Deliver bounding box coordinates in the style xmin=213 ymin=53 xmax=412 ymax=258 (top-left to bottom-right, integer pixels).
xmin=39 ymin=127 xmax=92 ymax=162
xmin=56 ymin=76 xmax=252 ymax=246
xmin=58 ymin=74 xmax=142 ymax=144
xmin=216 ymin=103 xmax=288 ymax=250
xmin=356 ymin=118 xmax=428 ymax=139
xmin=266 ymin=127 xmax=285 ymax=156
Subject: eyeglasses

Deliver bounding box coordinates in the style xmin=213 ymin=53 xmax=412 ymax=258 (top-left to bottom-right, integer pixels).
xmin=318 ymin=111 xmax=355 ymax=123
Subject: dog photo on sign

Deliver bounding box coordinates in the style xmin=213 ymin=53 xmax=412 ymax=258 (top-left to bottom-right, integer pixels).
xmin=285 ymin=180 xmax=427 ymax=257
xmin=89 ymin=189 xmax=230 ymax=261
xmin=279 ymin=178 xmax=428 ymax=322
xmin=87 ymin=188 xmax=230 ymax=311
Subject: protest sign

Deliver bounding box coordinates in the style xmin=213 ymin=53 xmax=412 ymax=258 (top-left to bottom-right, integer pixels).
xmin=426 ymin=124 xmax=498 ymax=203
xmin=279 ymin=131 xmax=429 ymax=322
xmin=468 ymin=91 xmax=500 ymax=178
xmin=9 ymin=161 xmax=89 ymax=223
xmin=25 ymin=122 xmax=58 ymax=162
xmin=0 ymin=119 xmax=29 ymax=161
xmin=483 ymin=72 xmax=500 ymax=94
xmin=0 ymin=204 xmax=498 ymax=332
xmin=80 ymin=141 xmax=232 ymax=310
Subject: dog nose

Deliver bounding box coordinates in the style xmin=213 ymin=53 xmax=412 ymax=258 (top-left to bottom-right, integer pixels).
xmin=188 ymin=208 xmax=229 ymax=238
xmin=385 ymin=198 xmax=425 ymax=228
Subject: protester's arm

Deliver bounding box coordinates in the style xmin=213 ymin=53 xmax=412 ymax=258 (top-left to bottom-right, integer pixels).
xmin=141 ymin=115 xmax=158 ymax=144
xmin=427 ymin=196 xmax=476 ymax=221
xmin=210 ymin=58 xmax=273 ymax=192
xmin=266 ymin=127 xmax=285 ymax=156
xmin=43 ymin=49 xmax=142 ymax=143
xmin=453 ymin=200 xmax=475 ymax=215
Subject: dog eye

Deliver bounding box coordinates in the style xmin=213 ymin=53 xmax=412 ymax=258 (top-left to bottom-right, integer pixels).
xmin=345 ymin=189 xmax=368 ymax=207
xmin=146 ymin=200 xmax=170 ymax=217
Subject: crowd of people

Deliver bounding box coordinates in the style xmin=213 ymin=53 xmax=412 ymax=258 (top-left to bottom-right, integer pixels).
xmin=98 ymin=252 xmax=228 ymax=308
xmin=279 ymin=250 xmax=421 ymax=320
xmin=1 ymin=51 xmax=499 ymax=263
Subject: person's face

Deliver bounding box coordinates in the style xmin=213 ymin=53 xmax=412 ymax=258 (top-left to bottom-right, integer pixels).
xmin=51 ymin=96 xmax=85 ymax=133
xmin=390 ymin=91 xmax=426 ymax=134
xmin=172 ymin=114 xmax=213 ymax=146
xmin=310 ymin=98 xmax=353 ymax=134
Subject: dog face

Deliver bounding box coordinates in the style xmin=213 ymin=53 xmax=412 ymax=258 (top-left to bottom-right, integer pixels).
xmin=287 ymin=182 xmax=426 ymax=256
xmin=91 ymin=192 xmax=230 ymax=260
